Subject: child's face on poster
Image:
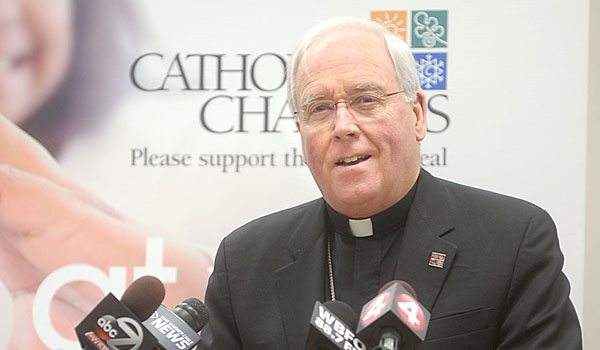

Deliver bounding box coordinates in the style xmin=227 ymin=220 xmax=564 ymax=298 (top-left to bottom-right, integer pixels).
xmin=0 ymin=0 xmax=73 ymax=124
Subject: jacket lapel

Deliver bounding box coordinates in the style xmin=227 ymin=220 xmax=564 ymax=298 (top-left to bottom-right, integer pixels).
xmin=274 ymin=199 xmax=329 ymax=350
xmin=394 ymin=170 xmax=457 ymax=312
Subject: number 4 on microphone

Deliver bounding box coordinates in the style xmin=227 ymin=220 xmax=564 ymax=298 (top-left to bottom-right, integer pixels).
xmin=397 ymin=301 xmax=422 ymax=328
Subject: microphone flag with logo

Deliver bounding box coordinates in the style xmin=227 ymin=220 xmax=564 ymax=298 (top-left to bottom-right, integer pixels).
xmin=74 ymin=275 xmax=165 ymax=350
xmin=356 ymin=281 xmax=430 ymax=350
xmin=304 ymin=300 xmax=366 ymax=350
xmin=143 ymin=297 xmax=209 ymax=350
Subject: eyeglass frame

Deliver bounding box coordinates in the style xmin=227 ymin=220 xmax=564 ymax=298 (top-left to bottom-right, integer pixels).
xmin=293 ymin=90 xmax=405 ymax=124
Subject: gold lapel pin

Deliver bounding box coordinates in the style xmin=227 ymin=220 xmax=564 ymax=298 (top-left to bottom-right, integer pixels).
xmin=429 ymin=252 xmax=446 ymax=268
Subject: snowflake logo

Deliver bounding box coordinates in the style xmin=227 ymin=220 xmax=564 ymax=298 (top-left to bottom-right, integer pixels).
xmin=414 ymin=52 xmax=447 ymax=90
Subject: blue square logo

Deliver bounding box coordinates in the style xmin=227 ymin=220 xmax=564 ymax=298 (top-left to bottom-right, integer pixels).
xmin=414 ymin=52 xmax=447 ymax=90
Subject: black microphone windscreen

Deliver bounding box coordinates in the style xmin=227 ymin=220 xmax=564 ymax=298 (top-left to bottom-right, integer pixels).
xmin=121 ymin=275 xmax=165 ymax=321
xmin=322 ymin=300 xmax=358 ymax=330
xmin=174 ymin=297 xmax=210 ymax=332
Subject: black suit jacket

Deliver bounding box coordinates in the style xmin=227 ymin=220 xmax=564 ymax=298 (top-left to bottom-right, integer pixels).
xmin=198 ymin=170 xmax=581 ymax=349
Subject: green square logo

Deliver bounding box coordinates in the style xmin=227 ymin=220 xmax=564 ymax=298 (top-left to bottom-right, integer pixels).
xmin=411 ymin=10 xmax=448 ymax=48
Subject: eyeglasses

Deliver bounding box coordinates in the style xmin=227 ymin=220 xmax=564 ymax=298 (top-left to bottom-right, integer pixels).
xmin=295 ymin=91 xmax=405 ymax=126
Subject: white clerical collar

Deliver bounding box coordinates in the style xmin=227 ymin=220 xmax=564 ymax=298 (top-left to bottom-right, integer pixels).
xmin=348 ymin=218 xmax=374 ymax=237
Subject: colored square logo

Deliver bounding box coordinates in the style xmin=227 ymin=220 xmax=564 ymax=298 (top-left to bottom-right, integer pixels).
xmin=371 ymin=11 xmax=408 ymax=42
xmin=428 ymin=252 xmax=446 ymax=268
xmin=411 ymin=10 xmax=448 ymax=48
xmin=414 ymin=52 xmax=447 ymax=90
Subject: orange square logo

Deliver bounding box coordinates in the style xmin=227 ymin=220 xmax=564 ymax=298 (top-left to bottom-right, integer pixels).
xmin=371 ymin=11 xmax=408 ymax=42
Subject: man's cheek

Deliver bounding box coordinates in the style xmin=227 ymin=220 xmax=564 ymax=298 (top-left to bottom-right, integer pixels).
xmin=302 ymin=140 xmax=320 ymax=162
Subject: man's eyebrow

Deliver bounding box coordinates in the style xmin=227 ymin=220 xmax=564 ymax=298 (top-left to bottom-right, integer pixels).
xmin=300 ymin=93 xmax=327 ymax=108
xmin=351 ymin=83 xmax=385 ymax=94
xmin=299 ymin=83 xmax=384 ymax=108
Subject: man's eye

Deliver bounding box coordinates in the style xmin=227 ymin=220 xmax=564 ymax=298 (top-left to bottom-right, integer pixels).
xmin=310 ymin=103 xmax=331 ymax=114
xmin=354 ymin=95 xmax=378 ymax=104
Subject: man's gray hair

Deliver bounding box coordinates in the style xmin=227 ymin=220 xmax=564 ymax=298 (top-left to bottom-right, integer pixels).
xmin=287 ymin=17 xmax=420 ymax=119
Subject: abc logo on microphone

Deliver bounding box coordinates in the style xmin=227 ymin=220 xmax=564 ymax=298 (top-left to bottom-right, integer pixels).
xmin=96 ymin=315 xmax=119 ymax=340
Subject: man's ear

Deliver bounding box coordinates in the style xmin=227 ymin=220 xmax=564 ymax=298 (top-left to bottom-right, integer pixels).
xmin=414 ymin=90 xmax=428 ymax=141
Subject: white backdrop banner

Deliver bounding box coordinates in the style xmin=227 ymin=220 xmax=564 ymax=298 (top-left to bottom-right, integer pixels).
xmin=0 ymin=1 xmax=587 ymax=348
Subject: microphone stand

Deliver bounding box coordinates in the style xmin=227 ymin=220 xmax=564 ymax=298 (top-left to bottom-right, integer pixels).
xmin=374 ymin=328 xmax=402 ymax=350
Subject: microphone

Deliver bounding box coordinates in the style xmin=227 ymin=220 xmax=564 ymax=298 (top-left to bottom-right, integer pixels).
xmin=305 ymin=300 xmax=366 ymax=350
xmin=121 ymin=275 xmax=167 ymax=321
xmin=75 ymin=275 xmax=165 ymax=350
xmin=143 ymin=297 xmax=209 ymax=350
xmin=356 ymin=281 xmax=430 ymax=350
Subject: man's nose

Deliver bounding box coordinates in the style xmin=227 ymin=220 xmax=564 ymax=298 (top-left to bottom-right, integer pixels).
xmin=331 ymin=104 xmax=360 ymax=139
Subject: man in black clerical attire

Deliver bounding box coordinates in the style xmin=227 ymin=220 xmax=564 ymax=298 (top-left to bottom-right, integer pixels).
xmin=197 ymin=18 xmax=582 ymax=349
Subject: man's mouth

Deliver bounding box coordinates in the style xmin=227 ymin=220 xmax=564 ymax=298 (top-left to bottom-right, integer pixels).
xmin=335 ymin=155 xmax=370 ymax=166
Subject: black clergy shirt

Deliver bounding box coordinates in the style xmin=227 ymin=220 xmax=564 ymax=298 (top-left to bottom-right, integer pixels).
xmin=325 ymin=178 xmax=418 ymax=315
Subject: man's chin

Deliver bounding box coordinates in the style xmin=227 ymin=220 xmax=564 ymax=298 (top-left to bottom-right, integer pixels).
xmin=324 ymin=190 xmax=381 ymax=217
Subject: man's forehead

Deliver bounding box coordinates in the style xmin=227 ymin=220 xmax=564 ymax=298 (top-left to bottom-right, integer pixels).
xmin=297 ymin=29 xmax=394 ymax=83
xmin=297 ymin=44 xmax=396 ymax=100
xmin=302 ymin=32 xmax=387 ymax=69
